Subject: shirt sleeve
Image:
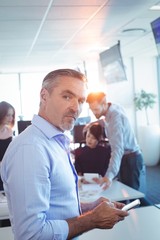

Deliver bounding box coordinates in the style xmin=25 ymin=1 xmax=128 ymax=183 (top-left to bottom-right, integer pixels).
xmin=2 ymin=144 xmax=69 ymax=240
xmin=105 ymin=113 xmax=125 ymax=180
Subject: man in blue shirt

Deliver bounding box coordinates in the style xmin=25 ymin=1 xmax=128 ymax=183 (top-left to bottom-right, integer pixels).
xmin=1 ymin=69 xmax=128 ymax=240
xmin=86 ymin=91 xmax=146 ymax=193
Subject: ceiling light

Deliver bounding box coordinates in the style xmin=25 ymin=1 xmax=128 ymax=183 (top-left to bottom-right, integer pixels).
xmin=122 ymin=28 xmax=146 ymax=36
xmin=150 ymin=2 xmax=160 ymax=10
xmin=150 ymin=6 xmax=160 ymax=10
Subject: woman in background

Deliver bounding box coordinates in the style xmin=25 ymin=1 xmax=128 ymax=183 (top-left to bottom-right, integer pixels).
xmin=0 ymin=101 xmax=15 ymax=189
xmin=74 ymin=122 xmax=111 ymax=177
xmin=0 ymin=101 xmax=15 ymax=226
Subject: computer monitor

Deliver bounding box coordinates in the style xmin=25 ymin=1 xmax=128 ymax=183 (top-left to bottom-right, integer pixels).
xmin=75 ymin=116 xmax=91 ymax=125
xmin=151 ymin=16 xmax=160 ymax=56
xmin=72 ymin=116 xmax=91 ymax=144
xmin=17 ymin=120 xmax=31 ymax=134
xmin=73 ymin=125 xmax=86 ymax=144
xmin=0 ymin=177 xmax=4 ymax=192
xmin=99 ymin=41 xmax=127 ymax=84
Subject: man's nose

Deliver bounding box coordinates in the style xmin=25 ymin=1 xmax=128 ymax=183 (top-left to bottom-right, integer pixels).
xmin=71 ymin=99 xmax=81 ymax=113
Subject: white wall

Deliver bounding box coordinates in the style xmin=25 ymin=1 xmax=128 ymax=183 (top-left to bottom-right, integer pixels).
xmin=133 ymin=57 xmax=159 ymax=126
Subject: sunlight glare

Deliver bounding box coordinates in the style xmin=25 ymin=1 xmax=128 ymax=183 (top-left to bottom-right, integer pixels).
xmin=87 ymin=82 xmax=107 ymax=95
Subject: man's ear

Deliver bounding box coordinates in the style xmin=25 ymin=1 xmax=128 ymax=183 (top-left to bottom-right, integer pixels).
xmin=102 ymin=97 xmax=107 ymax=107
xmin=40 ymin=88 xmax=48 ymax=102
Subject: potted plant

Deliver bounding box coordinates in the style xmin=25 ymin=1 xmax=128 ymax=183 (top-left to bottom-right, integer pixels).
xmin=134 ymin=90 xmax=159 ymax=166
xmin=134 ymin=89 xmax=156 ymax=125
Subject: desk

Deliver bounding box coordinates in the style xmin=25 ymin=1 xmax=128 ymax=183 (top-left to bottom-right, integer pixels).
xmin=0 ymin=180 xmax=145 ymax=221
xmin=79 ymin=180 xmax=145 ymax=202
xmin=0 ymin=227 xmax=13 ymax=240
xmin=1 ymin=207 xmax=159 ymax=240
xmin=80 ymin=205 xmax=160 ymax=240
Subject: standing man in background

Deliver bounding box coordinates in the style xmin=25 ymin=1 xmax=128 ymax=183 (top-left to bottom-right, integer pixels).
xmin=1 ymin=70 xmax=128 ymax=240
xmin=86 ymin=91 xmax=146 ymax=194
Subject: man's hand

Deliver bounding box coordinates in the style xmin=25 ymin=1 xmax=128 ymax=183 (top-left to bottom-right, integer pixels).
xmin=91 ymin=200 xmax=129 ymax=229
xmin=112 ymin=201 xmax=125 ymax=210
xmin=93 ymin=176 xmax=112 ymax=190
xmin=81 ymin=197 xmax=110 ymax=213
xmin=68 ymin=199 xmax=128 ymax=239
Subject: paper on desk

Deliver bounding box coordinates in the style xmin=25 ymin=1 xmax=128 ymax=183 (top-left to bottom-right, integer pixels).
xmin=79 ymin=183 xmax=103 ymax=202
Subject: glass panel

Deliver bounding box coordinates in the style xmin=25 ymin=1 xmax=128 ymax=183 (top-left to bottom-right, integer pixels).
xmin=20 ymin=72 xmax=47 ymax=120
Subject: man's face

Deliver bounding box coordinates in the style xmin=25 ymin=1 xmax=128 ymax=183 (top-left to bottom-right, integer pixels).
xmin=40 ymin=76 xmax=87 ymax=131
xmin=89 ymin=101 xmax=103 ymax=119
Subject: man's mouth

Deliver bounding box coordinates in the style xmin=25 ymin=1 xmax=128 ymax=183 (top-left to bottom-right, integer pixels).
xmin=66 ymin=115 xmax=76 ymax=121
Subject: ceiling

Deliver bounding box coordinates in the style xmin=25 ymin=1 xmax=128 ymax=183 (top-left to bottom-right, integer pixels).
xmin=0 ymin=0 xmax=160 ymax=73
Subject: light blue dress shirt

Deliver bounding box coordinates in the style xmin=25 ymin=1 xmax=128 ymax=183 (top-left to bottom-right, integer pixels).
xmin=104 ymin=104 xmax=141 ymax=180
xmin=1 ymin=115 xmax=81 ymax=240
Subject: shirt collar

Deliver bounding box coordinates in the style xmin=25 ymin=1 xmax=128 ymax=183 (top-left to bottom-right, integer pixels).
xmin=32 ymin=114 xmax=70 ymax=146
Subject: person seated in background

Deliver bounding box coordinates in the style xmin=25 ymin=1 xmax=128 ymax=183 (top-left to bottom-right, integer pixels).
xmin=74 ymin=122 xmax=111 ymax=178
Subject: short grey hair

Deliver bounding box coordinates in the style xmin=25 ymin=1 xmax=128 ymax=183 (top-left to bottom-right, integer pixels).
xmin=42 ymin=69 xmax=87 ymax=93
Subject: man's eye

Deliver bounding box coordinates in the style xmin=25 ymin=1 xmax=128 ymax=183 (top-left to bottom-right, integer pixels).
xmin=63 ymin=95 xmax=70 ymax=100
xmin=79 ymin=99 xmax=85 ymax=104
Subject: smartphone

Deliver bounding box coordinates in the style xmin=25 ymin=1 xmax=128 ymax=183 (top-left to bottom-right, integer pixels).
xmin=122 ymin=199 xmax=140 ymax=211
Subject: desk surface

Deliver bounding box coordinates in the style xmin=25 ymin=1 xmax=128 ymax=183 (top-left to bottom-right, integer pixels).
xmin=80 ymin=205 xmax=160 ymax=240
xmin=79 ymin=180 xmax=145 ymax=202
xmin=2 ymin=205 xmax=159 ymax=240
xmin=0 ymin=180 xmax=145 ymax=220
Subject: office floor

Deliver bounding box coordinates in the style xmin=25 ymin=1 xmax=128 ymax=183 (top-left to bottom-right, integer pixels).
xmin=146 ymin=162 xmax=160 ymax=205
